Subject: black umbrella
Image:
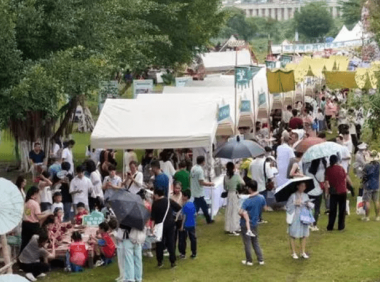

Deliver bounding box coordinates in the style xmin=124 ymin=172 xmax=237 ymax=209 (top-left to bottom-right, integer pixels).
xmin=274 ymin=177 xmax=315 ymax=202
xmin=214 ymin=136 xmax=265 ymax=159
xmin=107 ymin=190 xmax=150 ymax=231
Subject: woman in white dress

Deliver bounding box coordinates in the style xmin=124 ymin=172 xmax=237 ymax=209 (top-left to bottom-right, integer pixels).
xmin=224 ymin=162 xmax=245 ymax=236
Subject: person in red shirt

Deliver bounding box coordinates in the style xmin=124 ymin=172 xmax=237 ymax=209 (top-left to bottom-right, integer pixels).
xmin=89 ymin=222 xmax=116 ymax=267
xmin=289 ymin=109 xmax=304 ymax=130
xmin=74 ymin=202 xmax=88 ymax=225
xmin=65 ymin=231 xmax=88 ymax=272
xmin=325 ymin=155 xmax=347 ymax=231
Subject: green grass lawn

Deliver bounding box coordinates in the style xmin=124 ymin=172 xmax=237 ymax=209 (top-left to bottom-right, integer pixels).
xmin=2 ymin=131 xmax=380 ymax=281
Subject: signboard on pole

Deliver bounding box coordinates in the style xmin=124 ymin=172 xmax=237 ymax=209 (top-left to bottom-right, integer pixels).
xmin=99 ymin=81 xmax=119 ymax=112
xmin=217 ymin=105 xmax=231 ymax=122
xmin=133 ymin=79 xmax=154 ymax=98
xmin=259 ymin=91 xmax=266 ymax=107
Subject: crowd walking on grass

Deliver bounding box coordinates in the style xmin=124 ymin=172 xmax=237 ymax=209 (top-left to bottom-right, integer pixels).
xmin=5 ymin=87 xmax=380 ymax=281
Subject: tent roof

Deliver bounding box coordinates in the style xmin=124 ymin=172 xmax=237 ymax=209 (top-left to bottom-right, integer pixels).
xmin=179 ymin=75 xmax=235 ymax=87
xmin=333 ymin=25 xmax=352 ymax=42
xmin=200 ymin=50 xmax=252 ymax=72
xmin=91 ymin=99 xmax=218 ymax=149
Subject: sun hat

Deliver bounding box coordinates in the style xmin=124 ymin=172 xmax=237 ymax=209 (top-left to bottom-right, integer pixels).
xmin=357 ymin=143 xmax=368 ymax=150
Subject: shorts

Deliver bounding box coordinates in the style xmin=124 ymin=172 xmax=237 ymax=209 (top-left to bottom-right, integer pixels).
xmin=362 ymin=189 xmax=379 ymax=202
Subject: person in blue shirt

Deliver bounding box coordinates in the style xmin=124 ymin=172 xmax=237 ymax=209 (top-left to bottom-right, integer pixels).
xmin=151 ymin=160 xmax=169 ymax=197
xmin=178 ymin=190 xmax=197 ymax=259
xmin=239 ymin=180 xmax=267 ymax=266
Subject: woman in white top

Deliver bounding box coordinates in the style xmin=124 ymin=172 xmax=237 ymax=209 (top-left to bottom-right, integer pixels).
xmin=123 ymin=161 xmax=143 ymax=194
xmin=16 ymin=175 xmax=27 ymax=199
xmin=86 ymin=159 xmax=104 ymax=211
xmin=159 ymin=151 xmax=176 ymax=191
xmin=39 ymin=171 xmax=53 ymax=212
xmin=305 ymin=158 xmax=327 ymax=231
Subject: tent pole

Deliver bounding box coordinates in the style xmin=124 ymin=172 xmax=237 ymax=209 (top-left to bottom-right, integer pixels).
xmin=235 ymin=48 xmax=238 ymax=135
xmin=251 ymin=78 xmax=256 ymax=137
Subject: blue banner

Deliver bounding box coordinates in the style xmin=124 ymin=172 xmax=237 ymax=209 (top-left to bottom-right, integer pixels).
xmin=218 ymin=105 xmax=230 ymax=122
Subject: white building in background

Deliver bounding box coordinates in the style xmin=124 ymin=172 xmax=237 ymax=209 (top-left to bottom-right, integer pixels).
xmin=223 ymin=0 xmax=346 ymax=21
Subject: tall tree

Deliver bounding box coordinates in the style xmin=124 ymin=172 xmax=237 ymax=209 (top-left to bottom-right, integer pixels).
xmin=219 ymin=7 xmax=256 ymax=41
xmin=294 ymin=2 xmax=334 ymax=41
xmin=340 ymin=0 xmax=363 ymax=28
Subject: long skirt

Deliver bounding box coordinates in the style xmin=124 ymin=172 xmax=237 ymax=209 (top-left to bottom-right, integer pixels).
xmin=225 ymin=191 xmax=240 ymax=233
xmin=288 ymin=210 xmax=310 ymax=239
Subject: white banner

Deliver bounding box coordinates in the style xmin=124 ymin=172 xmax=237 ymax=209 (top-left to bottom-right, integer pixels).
xmin=133 ymin=80 xmax=154 ymax=98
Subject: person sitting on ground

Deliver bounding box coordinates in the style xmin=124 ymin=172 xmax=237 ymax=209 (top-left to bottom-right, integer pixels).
xmin=65 ymin=231 xmax=88 ymax=272
xmin=89 ymin=222 xmax=116 ymax=267
xmin=19 ymin=230 xmax=56 ymax=282
xmin=174 ymin=161 xmax=190 ymax=191
xmin=361 ymin=150 xmax=380 ymax=222
xmin=29 ymin=142 xmax=46 ymax=181
xmin=179 ymin=190 xmax=197 ymax=259
xmin=74 ymin=202 xmax=89 ymax=225
xmin=239 ymin=180 xmax=266 ymax=266
xmin=48 ymin=156 xmax=62 ymax=179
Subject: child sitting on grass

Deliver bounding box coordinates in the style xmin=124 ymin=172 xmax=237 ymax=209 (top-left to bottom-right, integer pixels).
xmin=88 ymin=222 xmax=116 ymax=267
xmin=74 ymin=202 xmax=88 ymax=225
xmin=65 ymin=231 xmax=88 ymax=272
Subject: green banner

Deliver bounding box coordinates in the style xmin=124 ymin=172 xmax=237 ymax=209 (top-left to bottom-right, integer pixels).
xmin=218 ymin=105 xmax=230 ymax=122
xmin=235 ymin=66 xmax=261 ymax=89
xmin=280 ymin=55 xmax=292 ymax=68
xmin=240 ymin=100 xmax=251 ymax=113
xmin=265 ymin=61 xmax=277 ymax=69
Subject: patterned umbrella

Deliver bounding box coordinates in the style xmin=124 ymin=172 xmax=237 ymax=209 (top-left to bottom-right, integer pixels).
xmin=302 ymin=142 xmax=343 ymax=163
xmin=0 ymin=178 xmax=24 ymax=235
xmin=295 ymin=137 xmax=325 ymax=153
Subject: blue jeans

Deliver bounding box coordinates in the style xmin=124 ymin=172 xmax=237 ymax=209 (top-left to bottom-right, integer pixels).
xmin=123 ymin=239 xmax=142 ymax=282
xmin=65 ymin=251 xmax=83 ymax=272
xmin=63 ymin=202 xmax=74 ymax=222
xmin=193 ymin=197 xmax=212 ymax=223
xmin=178 ymin=227 xmax=197 ymax=256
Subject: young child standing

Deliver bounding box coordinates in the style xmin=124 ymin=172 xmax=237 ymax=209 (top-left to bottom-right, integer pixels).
xmin=51 ymin=192 xmax=64 ymax=216
xmin=65 ymin=231 xmax=88 ymax=272
xmin=178 ymin=190 xmax=197 ymax=259
xmin=89 ymin=222 xmax=116 ymax=267
xmin=74 ymin=202 xmax=88 ymax=225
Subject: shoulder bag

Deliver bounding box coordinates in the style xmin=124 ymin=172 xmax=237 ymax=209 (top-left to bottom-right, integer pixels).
xmin=129 ymin=227 xmax=147 ymax=245
xmin=152 ymin=199 xmax=170 ymax=242
xmin=263 ymin=159 xmax=274 ymax=191
xmin=221 ymin=176 xmax=228 ymax=198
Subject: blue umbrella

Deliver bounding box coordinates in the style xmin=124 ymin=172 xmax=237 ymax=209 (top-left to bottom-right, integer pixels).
xmin=214 ymin=136 xmax=265 ymax=159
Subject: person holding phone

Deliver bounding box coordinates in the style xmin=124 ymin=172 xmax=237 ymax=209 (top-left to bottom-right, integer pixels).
xmin=122 ymin=161 xmax=143 ymax=194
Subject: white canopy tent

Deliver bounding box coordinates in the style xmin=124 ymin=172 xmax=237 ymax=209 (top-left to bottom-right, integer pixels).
xmin=333 ymin=25 xmax=352 ymax=43
xmin=184 ymin=75 xmax=235 ymax=87
xmin=137 ymin=93 xmax=241 ymax=136
xmin=200 ymin=50 xmax=252 ymax=72
xmin=91 ymin=99 xmax=218 ymax=149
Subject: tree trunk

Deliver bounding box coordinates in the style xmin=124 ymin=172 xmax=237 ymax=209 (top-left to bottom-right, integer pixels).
xmin=52 ymin=96 xmax=78 ymax=141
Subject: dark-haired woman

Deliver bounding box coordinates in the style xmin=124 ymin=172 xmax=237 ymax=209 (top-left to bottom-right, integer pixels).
xmin=20 ymin=187 xmax=52 ymax=252
xmin=224 ymin=162 xmax=245 ymax=236
xmin=15 ymin=175 xmax=27 ymax=199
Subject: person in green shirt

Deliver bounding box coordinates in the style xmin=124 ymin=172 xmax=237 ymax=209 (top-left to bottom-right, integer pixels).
xmin=174 ymin=161 xmax=190 ymax=191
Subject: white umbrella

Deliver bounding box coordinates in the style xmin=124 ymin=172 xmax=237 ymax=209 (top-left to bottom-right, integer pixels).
xmin=0 ymin=274 xmax=29 ymax=282
xmin=302 ymin=142 xmax=343 ymax=163
xmin=0 ymin=178 xmax=24 ymax=234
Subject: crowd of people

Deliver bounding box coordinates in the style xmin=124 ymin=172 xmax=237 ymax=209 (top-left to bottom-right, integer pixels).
xmin=7 ymin=86 xmax=380 ymax=281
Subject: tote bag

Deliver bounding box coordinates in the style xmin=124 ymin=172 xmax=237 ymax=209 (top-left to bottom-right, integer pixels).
xmin=300 ymin=206 xmax=315 ymax=225
xmin=152 ymin=199 xmax=170 ymax=242
xmin=356 ymin=196 xmax=365 ymax=215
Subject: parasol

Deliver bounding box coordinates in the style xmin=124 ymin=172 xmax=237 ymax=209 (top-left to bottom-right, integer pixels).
xmin=214 ymin=136 xmax=265 ymax=159
xmin=295 ymin=137 xmax=325 ymax=153
xmin=302 ymin=142 xmax=343 ymax=163
xmin=0 ymin=178 xmax=24 ymax=234
xmin=275 ymin=177 xmax=315 ymax=202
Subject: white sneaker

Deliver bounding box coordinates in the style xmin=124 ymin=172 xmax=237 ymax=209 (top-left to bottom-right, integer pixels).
xmin=241 ymin=260 xmax=253 ymax=266
xmin=230 ymin=231 xmax=240 ymax=236
xmin=37 ymin=273 xmax=46 ymax=277
xmin=26 ymin=273 xmax=37 ymax=282
xmin=246 ymin=230 xmax=256 ymax=237
xmin=146 ymin=251 xmax=154 ymax=258
xmin=301 ymin=253 xmax=309 ymax=259
xmin=259 ymin=261 xmax=265 ymax=265
xmin=362 ymin=217 xmax=370 ymax=222
xmin=95 ymin=259 xmax=104 ymax=267
xmin=291 ymin=253 xmax=299 ymax=260
xmin=115 ymin=277 xmax=123 ymax=282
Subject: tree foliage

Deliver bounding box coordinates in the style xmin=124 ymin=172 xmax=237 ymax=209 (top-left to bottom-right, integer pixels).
xmin=219 ymin=8 xmax=257 ymax=41
xmin=294 ymin=2 xmax=333 ymax=41
xmin=0 ymin=0 xmax=225 ymax=169
xmin=340 ymin=0 xmax=363 ymax=28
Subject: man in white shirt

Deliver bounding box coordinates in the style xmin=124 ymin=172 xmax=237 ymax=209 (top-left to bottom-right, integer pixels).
xmin=336 ymin=135 xmax=351 ymax=173
xmin=282 ymin=105 xmax=293 ymax=126
xmin=69 ymin=165 xmax=93 ymax=211
xmin=276 ymin=134 xmax=295 ymax=187
xmin=62 ymin=140 xmax=75 ymax=174
xmin=103 ymin=164 xmax=122 ymax=200
xmin=123 ymin=161 xmax=143 ymax=194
